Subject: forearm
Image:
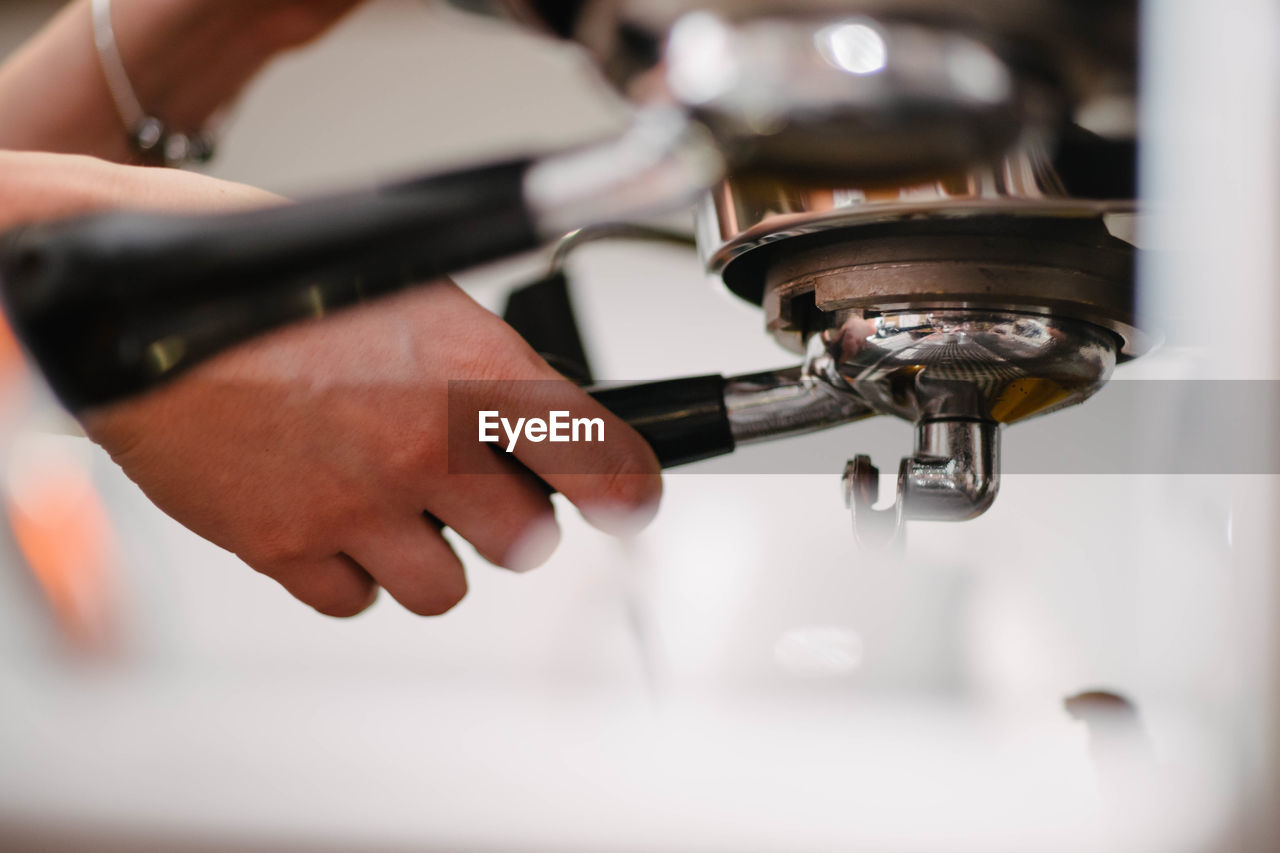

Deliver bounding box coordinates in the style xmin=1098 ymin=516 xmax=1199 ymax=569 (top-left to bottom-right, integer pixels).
xmin=0 ymin=0 xmax=360 ymax=162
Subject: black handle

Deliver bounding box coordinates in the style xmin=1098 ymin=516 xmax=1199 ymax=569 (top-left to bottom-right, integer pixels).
xmin=0 ymin=160 xmax=540 ymax=410
xmin=589 ymin=374 xmax=735 ymax=468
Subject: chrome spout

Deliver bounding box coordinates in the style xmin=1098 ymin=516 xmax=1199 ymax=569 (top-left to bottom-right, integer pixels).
xmin=843 ymin=420 xmax=1001 ymax=547
xmin=902 ymin=421 xmax=1001 ymax=522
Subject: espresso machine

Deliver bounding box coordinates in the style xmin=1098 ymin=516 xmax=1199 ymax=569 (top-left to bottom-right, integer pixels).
xmin=6 ymin=2 xmax=1280 ymax=851
xmin=0 ymin=0 xmax=1143 ymax=546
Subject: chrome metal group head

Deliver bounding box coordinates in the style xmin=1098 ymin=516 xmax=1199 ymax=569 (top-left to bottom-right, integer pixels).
xmin=699 ymin=143 xmax=1142 ymax=543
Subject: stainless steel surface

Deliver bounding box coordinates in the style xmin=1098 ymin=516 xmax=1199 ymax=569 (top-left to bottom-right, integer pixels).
xmin=632 ymin=0 xmax=1137 ymax=97
xmin=815 ymin=307 xmax=1111 ymax=533
xmin=524 ymin=108 xmax=725 ymax=238
xmin=902 ymin=419 xmax=1000 ymax=520
xmin=455 ymin=1 xmax=1137 ymax=138
xmin=656 ymin=12 xmax=1033 ymax=179
xmin=723 ymin=308 xmax=1116 ymax=531
xmin=547 ymin=224 xmax=697 ymax=276
xmin=843 ymin=419 xmax=1000 ymax=545
xmin=757 ymin=215 xmax=1145 ymax=358
xmin=696 ymin=138 xmax=1134 ymax=283
xmin=453 ymin=0 xmax=1133 ymax=180
xmin=809 ymin=310 xmax=1118 ymax=425
xmin=723 ymin=365 xmax=877 ymax=445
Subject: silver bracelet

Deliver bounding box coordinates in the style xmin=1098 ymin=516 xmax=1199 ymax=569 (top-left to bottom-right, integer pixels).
xmin=91 ymin=0 xmax=215 ymax=166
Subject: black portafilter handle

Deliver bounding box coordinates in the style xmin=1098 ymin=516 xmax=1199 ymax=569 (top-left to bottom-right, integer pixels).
xmin=0 ymin=159 xmax=737 ymax=469
xmin=0 ymin=159 xmax=541 ymax=410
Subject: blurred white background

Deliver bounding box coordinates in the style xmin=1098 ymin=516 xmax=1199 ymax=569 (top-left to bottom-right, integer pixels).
xmin=0 ymin=1 xmax=1275 ymax=851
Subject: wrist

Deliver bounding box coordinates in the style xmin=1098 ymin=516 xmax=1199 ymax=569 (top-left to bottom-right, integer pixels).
xmin=105 ymin=0 xmax=293 ymax=138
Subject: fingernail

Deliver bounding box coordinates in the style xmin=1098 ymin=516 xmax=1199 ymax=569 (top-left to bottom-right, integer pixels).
xmin=580 ymin=499 xmax=661 ymax=538
xmin=505 ymin=516 xmax=561 ymax=573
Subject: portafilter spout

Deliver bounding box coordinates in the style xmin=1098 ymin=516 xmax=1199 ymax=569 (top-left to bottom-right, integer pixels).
xmin=843 ymin=420 xmax=1001 ymax=549
xmin=812 ymin=309 xmax=1121 ymax=546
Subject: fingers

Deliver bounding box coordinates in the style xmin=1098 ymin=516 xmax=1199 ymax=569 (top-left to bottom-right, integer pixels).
xmin=262 ymin=553 xmax=378 ymax=618
xmin=442 ymin=309 xmax=664 ymax=534
xmin=425 ymin=445 xmax=561 ymax=572
xmin=514 ymin=419 xmax=664 ymax=535
xmin=457 ymin=373 xmax=664 ymax=531
xmin=346 ymin=517 xmax=469 ymax=617
xmin=0 ymin=150 xmax=278 ymax=231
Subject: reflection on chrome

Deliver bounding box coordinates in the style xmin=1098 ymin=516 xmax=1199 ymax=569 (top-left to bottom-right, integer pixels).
xmin=697 ymin=138 xmax=1127 ymax=278
xmin=810 ymin=309 xmax=1119 ymax=542
xmin=657 ymin=11 xmax=1026 ymax=179
xmin=816 ymin=21 xmax=887 ymax=76
xmin=810 ymin=310 xmax=1119 ymax=425
xmin=944 ymin=39 xmax=1011 ymax=104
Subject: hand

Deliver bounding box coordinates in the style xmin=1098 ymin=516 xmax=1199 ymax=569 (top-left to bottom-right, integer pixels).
xmin=80 ymin=282 xmax=663 ymax=617
xmin=0 ymin=150 xmax=663 ymax=618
